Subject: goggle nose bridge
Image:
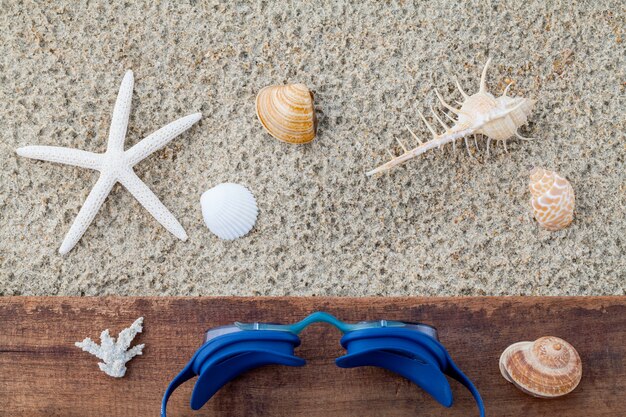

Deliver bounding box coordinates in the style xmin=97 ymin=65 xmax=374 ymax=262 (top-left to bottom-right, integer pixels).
xmin=234 ymin=311 xmax=438 ymax=340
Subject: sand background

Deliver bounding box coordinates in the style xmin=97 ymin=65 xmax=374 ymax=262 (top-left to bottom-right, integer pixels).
xmin=0 ymin=1 xmax=623 ymax=296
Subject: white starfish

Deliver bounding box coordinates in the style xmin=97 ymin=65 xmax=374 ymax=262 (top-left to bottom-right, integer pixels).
xmin=17 ymin=71 xmax=201 ymax=254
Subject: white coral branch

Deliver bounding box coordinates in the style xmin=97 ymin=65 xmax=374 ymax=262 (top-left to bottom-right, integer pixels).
xmin=76 ymin=317 xmax=145 ymax=378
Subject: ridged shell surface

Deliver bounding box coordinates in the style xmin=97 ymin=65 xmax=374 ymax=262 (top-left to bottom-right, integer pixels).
xmin=200 ymin=183 xmax=258 ymax=240
xmin=467 ymin=93 xmax=534 ymax=141
xmin=496 ymin=95 xmax=535 ymax=131
xmin=499 ymin=336 xmax=582 ymax=398
xmin=255 ymin=83 xmax=316 ymax=144
xmin=529 ymin=168 xmax=575 ymax=231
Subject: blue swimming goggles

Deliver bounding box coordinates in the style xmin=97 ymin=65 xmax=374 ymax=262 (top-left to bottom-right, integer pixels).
xmin=161 ymin=312 xmax=485 ymax=417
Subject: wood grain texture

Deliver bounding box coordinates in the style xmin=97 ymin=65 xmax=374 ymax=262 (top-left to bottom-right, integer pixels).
xmin=0 ymin=297 xmax=624 ymax=416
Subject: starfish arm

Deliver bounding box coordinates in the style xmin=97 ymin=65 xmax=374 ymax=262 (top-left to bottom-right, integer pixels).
xmin=124 ymin=113 xmax=202 ymax=167
xmin=59 ymin=173 xmax=117 ymax=255
xmin=16 ymin=146 xmax=101 ymax=170
xmin=117 ymin=169 xmax=188 ymax=241
xmin=107 ymin=70 xmax=134 ymax=152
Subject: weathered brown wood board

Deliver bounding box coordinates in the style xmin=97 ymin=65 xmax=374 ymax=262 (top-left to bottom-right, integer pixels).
xmin=0 ymin=297 xmax=624 ymax=416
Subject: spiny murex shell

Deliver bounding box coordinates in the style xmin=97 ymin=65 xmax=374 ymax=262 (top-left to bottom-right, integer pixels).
xmin=529 ymin=168 xmax=575 ymax=231
xmin=256 ymin=83 xmax=317 ymax=144
xmin=201 ymin=183 xmax=258 ymax=240
xmin=367 ymin=58 xmax=535 ymax=176
xmin=499 ymin=336 xmax=582 ymax=398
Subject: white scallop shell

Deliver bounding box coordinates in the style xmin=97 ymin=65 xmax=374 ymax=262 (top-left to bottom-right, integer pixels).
xmin=200 ymin=183 xmax=258 ymax=240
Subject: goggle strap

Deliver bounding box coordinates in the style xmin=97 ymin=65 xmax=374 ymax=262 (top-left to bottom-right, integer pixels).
xmin=161 ymin=357 xmax=196 ymax=417
xmin=446 ymin=360 xmax=486 ymax=417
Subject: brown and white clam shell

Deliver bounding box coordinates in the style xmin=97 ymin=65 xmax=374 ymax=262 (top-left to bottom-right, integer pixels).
xmin=529 ymin=168 xmax=575 ymax=231
xmin=499 ymin=336 xmax=582 ymax=398
xmin=255 ymin=83 xmax=317 ymax=144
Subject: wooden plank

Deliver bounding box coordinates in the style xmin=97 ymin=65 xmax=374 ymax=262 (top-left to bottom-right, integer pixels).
xmin=0 ymin=297 xmax=624 ymax=416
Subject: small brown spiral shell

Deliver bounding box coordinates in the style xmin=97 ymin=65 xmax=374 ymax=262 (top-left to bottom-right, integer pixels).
xmin=499 ymin=336 xmax=582 ymax=398
xmin=529 ymin=168 xmax=575 ymax=231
